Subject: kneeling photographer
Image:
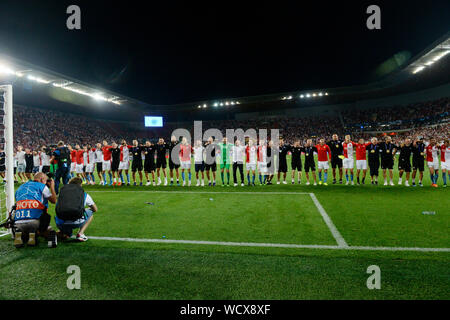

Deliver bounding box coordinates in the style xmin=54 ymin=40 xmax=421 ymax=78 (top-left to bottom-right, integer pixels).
xmin=55 ymin=177 xmax=97 ymax=242
xmin=12 ymin=172 xmax=58 ymax=248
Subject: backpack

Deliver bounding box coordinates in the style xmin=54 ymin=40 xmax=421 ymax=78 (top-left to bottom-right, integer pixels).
xmin=55 ymin=184 xmax=85 ymax=221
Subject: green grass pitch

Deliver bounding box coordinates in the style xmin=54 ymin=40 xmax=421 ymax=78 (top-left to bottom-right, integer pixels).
xmin=0 ymin=157 xmax=449 ymax=300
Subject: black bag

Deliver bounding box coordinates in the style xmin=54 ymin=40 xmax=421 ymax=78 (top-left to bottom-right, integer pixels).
xmin=55 ymin=184 xmax=85 ymax=220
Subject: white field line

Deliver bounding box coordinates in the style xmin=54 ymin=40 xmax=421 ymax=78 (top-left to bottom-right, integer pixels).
xmin=88 ymin=236 xmax=450 ymax=253
xmin=89 ymin=191 xmax=310 ymax=195
xmin=308 ymin=193 xmax=348 ymax=247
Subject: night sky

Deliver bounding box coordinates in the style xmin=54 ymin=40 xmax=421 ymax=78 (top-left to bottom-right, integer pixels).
xmin=0 ymin=1 xmax=449 ymax=105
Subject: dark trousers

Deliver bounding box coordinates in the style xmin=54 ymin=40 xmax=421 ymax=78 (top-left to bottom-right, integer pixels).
xmin=54 ymin=165 xmax=70 ymax=194
xmin=233 ymin=163 xmax=244 ymax=183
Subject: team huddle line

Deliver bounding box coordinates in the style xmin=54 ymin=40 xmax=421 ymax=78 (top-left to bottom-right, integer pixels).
xmin=9 ymin=133 xmax=450 ymax=190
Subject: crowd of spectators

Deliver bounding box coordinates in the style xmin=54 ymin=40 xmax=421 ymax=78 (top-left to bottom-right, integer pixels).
xmin=7 ymin=97 xmax=449 ymax=150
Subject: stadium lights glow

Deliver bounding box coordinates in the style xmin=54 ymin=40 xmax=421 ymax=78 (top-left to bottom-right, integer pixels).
xmin=300 ymin=94 xmax=304 ymax=98
xmin=318 ymin=92 xmax=323 ymax=96
xmin=203 ymin=104 xmax=207 ymax=108
xmin=325 ymin=92 xmax=329 ymax=96
xmin=306 ymin=94 xmax=311 ymax=98
xmin=236 ymin=101 xmax=240 ymax=104
xmin=231 ymin=101 xmax=235 ymax=105
xmin=225 ymin=101 xmax=229 ymax=105
xmin=0 ymin=64 xmax=15 ymax=75
xmin=412 ymin=66 xmax=425 ymax=74
xmin=312 ymin=93 xmax=317 ymax=97
xmin=213 ymin=102 xmax=218 ymax=107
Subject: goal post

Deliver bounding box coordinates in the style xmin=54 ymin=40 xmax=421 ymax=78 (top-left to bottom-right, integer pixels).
xmin=0 ymin=84 xmax=14 ymax=232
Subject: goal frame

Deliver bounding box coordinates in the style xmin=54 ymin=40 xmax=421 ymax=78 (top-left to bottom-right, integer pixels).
xmin=0 ymin=84 xmax=14 ymax=227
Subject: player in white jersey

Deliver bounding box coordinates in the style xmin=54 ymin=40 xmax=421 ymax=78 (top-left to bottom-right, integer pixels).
xmin=85 ymin=145 xmax=96 ymax=185
xmin=245 ymin=139 xmax=258 ymax=186
xmin=232 ymin=139 xmax=246 ymax=186
xmin=193 ymin=140 xmax=205 ymax=186
xmin=94 ymin=143 xmax=104 ymax=185
xmin=440 ymin=140 xmax=449 ymax=187
xmin=13 ymin=152 xmax=19 ymax=182
xmin=342 ymin=135 xmax=355 ymax=185
xmin=16 ymin=146 xmax=27 ymax=182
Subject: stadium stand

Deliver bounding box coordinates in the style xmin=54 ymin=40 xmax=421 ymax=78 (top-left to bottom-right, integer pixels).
xmin=13 ymin=97 xmax=449 ymax=150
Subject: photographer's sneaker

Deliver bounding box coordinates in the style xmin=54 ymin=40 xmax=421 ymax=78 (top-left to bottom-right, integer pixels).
xmin=76 ymin=233 xmax=88 ymax=242
xmin=14 ymin=232 xmax=24 ymax=248
xmin=47 ymin=230 xmax=57 ymax=248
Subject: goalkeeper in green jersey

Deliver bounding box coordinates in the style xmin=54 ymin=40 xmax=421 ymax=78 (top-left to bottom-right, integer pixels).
xmin=218 ymin=137 xmax=233 ymax=186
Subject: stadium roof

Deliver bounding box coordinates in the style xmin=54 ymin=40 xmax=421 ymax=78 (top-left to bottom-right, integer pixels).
xmin=0 ymin=31 xmax=449 ymax=121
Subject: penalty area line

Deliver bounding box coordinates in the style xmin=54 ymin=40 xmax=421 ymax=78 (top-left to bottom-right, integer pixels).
xmin=309 ymin=193 xmax=348 ymax=247
xmin=88 ymin=236 xmax=450 ymax=252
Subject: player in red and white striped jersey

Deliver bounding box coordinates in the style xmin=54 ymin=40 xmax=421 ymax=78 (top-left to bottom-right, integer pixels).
xmin=440 ymin=140 xmax=449 ymax=187
xmin=246 ymin=139 xmax=258 ymax=186
xmin=342 ymin=135 xmax=355 ymax=185
xmin=426 ymin=138 xmax=439 ymax=187
xmin=85 ymin=145 xmax=96 ymax=185
xmin=180 ymin=137 xmax=193 ymax=186
xmin=119 ymin=139 xmax=132 ymax=186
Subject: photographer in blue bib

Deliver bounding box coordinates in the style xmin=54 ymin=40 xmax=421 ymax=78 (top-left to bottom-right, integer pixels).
xmin=13 ymin=172 xmax=57 ymax=248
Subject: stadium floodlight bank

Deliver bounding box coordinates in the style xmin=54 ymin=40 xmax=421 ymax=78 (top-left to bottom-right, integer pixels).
xmin=0 ymin=85 xmax=14 ymax=234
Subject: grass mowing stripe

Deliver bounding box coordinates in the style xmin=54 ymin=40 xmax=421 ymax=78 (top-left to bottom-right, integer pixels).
xmin=309 ymin=193 xmax=348 ymax=247
xmin=88 ymin=236 xmax=450 ymax=252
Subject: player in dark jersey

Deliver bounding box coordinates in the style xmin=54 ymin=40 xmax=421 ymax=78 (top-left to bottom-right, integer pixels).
xmin=302 ymin=139 xmax=317 ymax=185
xmin=155 ymin=138 xmax=168 ymax=186
xmin=276 ymin=138 xmax=290 ymax=184
xmin=290 ymin=140 xmax=302 ymax=184
xmin=144 ymin=141 xmax=156 ymax=186
xmin=167 ymin=135 xmax=180 ymax=186
xmin=411 ymin=138 xmax=425 ymax=187
xmin=397 ymin=138 xmax=413 ymax=187
xmin=367 ymin=137 xmax=381 ymax=185
xmin=327 ymin=134 xmax=343 ymax=184
xmin=110 ymin=142 xmax=121 ymax=186
xmin=204 ymin=136 xmax=218 ymax=186
xmin=130 ymin=140 xmax=144 ymax=186
xmin=379 ymin=136 xmax=397 ymax=186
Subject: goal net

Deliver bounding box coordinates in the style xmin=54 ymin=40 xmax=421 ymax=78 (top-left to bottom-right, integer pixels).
xmin=0 ymin=85 xmax=14 ymax=234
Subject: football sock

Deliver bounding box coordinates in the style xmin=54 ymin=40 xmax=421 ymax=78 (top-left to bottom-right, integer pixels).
xmin=263 ymin=175 xmax=267 ymax=184
xmin=351 ymin=174 xmax=354 ymax=182
xmin=102 ymin=173 xmax=106 ymax=182
xmin=247 ymin=174 xmax=250 ymax=183
xmin=227 ymin=172 xmax=230 ymax=184
xmin=108 ymin=172 xmax=112 ymax=183
xmin=435 ymin=173 xmax=439 ymax=184
xmin=318 ymin=172 xmax=322 ymax=181
xmin=188 ymin=172 xmax=191 ymax=181
xmin=259 ymin=174 xmax=262 ymax=184
xmin=324 ymin=172 xmax=328 ymax=182
xmin=345 ymin=174 xmax=349 ymax=182
xmin=221 ymin=172 xmax=224 ymax=183
xmin=182 ymin=172 xmax=185 ymax=181
xmin=252 ymin=175 xmax=255 ymax=184
xmin=126 ymin=173 xmax=130 ymax=183
xmin=119 ymin=173 xmax=124 ymax=183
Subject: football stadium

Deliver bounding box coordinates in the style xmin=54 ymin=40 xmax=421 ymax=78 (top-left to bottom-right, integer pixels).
xmin=0 ymin=2 xmax=449 ymax=306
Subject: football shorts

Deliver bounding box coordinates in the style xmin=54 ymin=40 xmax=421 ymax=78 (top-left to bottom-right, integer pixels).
xmin=102 ymin=160 xmax=111 ymax=171
xmin=119 ymin=161 xmax=130 ymax=170
xmin=343 ymin=158 xmax=354 ymax=169
xmin=318 ymin=161 xmax=329 ymax=170
xmin=356 ymin=160 xmax=367 ymax=170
